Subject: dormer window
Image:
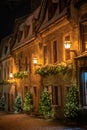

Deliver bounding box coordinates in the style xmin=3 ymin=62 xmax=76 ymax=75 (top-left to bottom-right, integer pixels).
xmin=17 ymin=31 xmax=22 ymax=43
xmin=59 ymin=0 xmax=66 ymax=13
xmin=48 ymin=1 xmax=58 ymax=20
xmin=24 ymin=25 xmax=30 ymax=38
xmin=4 ymin=46 xmax=8 ymax=55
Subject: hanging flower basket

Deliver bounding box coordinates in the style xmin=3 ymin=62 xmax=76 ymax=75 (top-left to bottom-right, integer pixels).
xmin=35 ymin=64 xmax=69 ymax=77
xmin=14 ymin=71 xmax=29 ymax=79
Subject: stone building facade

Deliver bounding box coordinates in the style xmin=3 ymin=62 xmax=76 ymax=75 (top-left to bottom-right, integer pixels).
xmin=0 ymin=0 xmax=87 ymax=118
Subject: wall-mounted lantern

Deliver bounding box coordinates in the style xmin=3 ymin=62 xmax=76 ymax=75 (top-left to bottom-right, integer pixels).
xmin=64 ymin=41 xmax=71 ymax=49
xmin=9 ymin=73 xmax=13 ymax=78
xmin=33 ymin=57 xmax=42 ymax=66
xmin=33 ymin=57 xmax=38 ymax=65
xmin=64 ymin=41 xmax=77 ymax=56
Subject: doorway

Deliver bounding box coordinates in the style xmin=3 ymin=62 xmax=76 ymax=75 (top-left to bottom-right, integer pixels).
xmin=80 ymin=70 xmax=87 ymax=106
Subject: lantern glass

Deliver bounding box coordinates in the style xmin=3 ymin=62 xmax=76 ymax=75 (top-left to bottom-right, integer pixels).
xmin=9 ymin=73 xmax=13 ymax=78
xmin=64 ymin=41 xmax=71 ymax=49
xmin=33 ymin=57 xmax=38 ymax=65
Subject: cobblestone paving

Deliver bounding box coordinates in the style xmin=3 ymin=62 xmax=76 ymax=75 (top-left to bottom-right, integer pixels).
xmin=0 ymin=111 xmax=87 ymax=130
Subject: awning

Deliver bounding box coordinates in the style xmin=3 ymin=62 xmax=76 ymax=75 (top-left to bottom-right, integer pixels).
xmin=75 ymin=52 xmax=87 ymax=60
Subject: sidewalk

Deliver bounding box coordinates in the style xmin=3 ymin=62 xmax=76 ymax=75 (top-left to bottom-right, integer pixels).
xmin=0 ymin=111 xmax=87 ymax=130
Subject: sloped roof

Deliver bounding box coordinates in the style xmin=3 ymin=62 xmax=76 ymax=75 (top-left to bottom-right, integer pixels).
xmin=0 ymin=34 xmax=13 ymax=60
xmin=11 ymin=0 xmax=70 ymax=51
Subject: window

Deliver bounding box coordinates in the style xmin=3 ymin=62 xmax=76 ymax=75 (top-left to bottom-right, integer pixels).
xmin=81 ymin=23 xmax=87 ymax=51
xmin=46 ymin=86 xmax=52 ymax=103
xmin=17 ymin=31 xmax=22 ymax=42
xmin=4 ymin=93 xmax=6 ymax=101
xmin=65 ymin=35 xmax=70 ymax=60
xmin=7 ymin=66 xmax=9 ymax=79
xmin=10 ymin=60 xmax=13 ymax=74
xmin=48 ymin=1 xmax=57 ymax=20
xmin=4 ymin=46 xmax=8 ymax=55
xmin=80 ymin=69 xmax=87 ymax=106
xmin=4 ymin=68 xmax=6 ymax=80
xmin=46 ymin=85 xmax=61 ymax=106
xmin=18 ymin=59 xmax=21 ymax=71
xmin=52 ymin=40 xmax=58 ymax=63
xmin=59 ymin=0 xmax=66 ymax=13
xmin=0 ymin=93 xmax=2 ymax=98
xmin=25 ymin=56 xmax=28 ymax=71
xmin=33 ymin=87 xmax=37 ymax=97
xmin=24 ymin=25 xmax=30 ymax=38
xmin=43 ymin=45 xmax=48 ymax=65
xmin=52 ymin=86 xmax=61 ymax=106
xmin=24 ymin=86 xmax=28 ymax=96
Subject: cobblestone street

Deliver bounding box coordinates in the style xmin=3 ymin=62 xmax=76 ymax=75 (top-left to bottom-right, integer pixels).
xmin=0 ymin=111 xmax=87 ymax=130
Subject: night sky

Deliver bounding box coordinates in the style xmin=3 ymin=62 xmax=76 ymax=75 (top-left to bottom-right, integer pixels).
xmin=0 ymin=0 xmax=30 ymax=41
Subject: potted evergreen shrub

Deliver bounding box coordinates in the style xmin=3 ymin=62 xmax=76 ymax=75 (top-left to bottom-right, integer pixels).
xmin=14 ymin=94 xmax=22 ymax=113
xmin=64 ymin=84 xmax=81 ymax=121
xmin=23 ymin=91 xmax=33 ymax=114
xmin=39 ymin=88 xmax=53 ymax=119
xmin=0 ymin=96 xmax=5 ymax=110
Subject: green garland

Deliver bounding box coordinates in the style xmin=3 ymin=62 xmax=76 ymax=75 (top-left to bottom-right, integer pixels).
xmin=35 ymin=64 xmax=68 ymax=77
xmin=14 ymin=71 xmax=28 ymax=79
xmin=0 ymin=80 xmax=9 ymax=85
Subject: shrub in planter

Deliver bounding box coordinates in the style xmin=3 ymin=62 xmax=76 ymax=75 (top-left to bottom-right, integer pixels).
xmin=23 ymin=91 xmax=33 ymax=113
xmin=64 ymin=84 xmax=81 ymax=120
xmin=0 ymin=96 xmax=5 ymax=110
xmin=14 ymin=94 xmax=22 ymax=113
xmin=39 ymin=88 xmax=53 ymax=119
